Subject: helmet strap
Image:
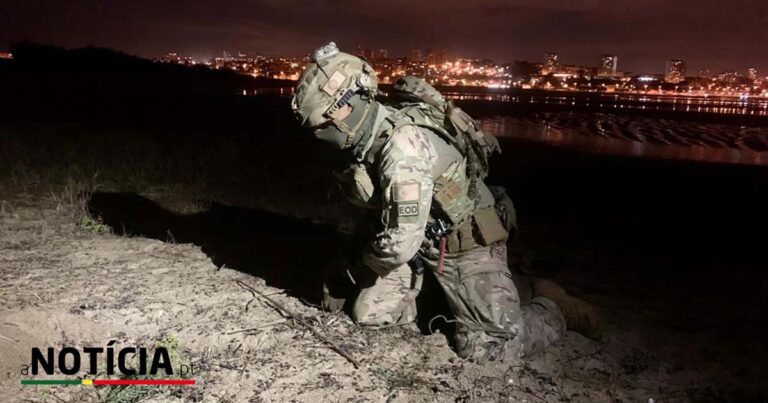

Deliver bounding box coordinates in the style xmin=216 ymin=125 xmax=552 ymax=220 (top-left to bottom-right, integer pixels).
xmin=341 ymin=101 xmax=372 ymax=148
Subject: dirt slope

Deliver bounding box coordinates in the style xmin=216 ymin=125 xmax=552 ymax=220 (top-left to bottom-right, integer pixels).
xmin=0 ymin=195 xmax=754 ymax=402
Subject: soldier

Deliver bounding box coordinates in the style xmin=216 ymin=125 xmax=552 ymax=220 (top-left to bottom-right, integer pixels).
xmin=292 ymin=42 xmax=601 ymax=362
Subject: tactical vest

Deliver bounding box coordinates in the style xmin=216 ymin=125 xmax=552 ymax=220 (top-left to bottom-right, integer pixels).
xmin=388 ymin=76 xmax=501 ymax=197
xmin=336 ymin=102 xmax=508 ymax=252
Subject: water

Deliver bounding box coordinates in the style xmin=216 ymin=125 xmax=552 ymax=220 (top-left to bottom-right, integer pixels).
xmin=479 ymin=112 xmax=768 ymax=165
xmin=253 ymin=87 xmax=768 ymax=165
xmin=252 ymin=86 xmax=768 ymax=116
xmin=451 ymin=92 xmax=768 ymax=165
xmin=453 ymin=93 xmax=768 ymax=117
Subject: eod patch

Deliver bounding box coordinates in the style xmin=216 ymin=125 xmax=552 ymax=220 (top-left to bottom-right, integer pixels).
xmin=393 ymin=181 xmax=420 ymax=218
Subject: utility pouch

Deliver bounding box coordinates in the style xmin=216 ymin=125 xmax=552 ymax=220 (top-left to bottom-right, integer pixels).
xmin=433 ymin=180 xmax=462 ymax=212
xmin=446 ymin=219 xmax=476 ymax=253
xmin=473 ymin=206 xmax=508 ymax=246
xmin=432 ymin=177 xmax=474 ymax=225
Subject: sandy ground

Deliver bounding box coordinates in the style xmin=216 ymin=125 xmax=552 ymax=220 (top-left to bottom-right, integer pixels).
xmin=0 ymin=193 xmax=760 ymax=403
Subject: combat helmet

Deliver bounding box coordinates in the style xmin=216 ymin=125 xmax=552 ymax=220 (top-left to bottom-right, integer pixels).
xmin=292 ymin=42 xmax=379 ymax=148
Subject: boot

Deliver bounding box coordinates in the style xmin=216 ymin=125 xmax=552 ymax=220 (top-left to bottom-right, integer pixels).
xmin=533 ymin=279 xmax=603 ymax=340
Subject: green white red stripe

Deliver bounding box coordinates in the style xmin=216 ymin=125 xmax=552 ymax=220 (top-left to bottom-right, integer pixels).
xmin=22 ymin=379 xmax=195 ymax=386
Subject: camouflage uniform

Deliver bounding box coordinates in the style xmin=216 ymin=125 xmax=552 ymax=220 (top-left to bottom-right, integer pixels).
xmin=291 ymin=43 xmax=567 ymax=363
xmin=349 ymin=119 xmax=565 ymax=361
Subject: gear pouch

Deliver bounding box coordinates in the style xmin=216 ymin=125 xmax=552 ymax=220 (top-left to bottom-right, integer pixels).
xmin=473 ymin=206 xmax=508 ymax=246
xmin=433 ymin=178 xmax=474 ymax=225
xmin=334 ymin=163 xmax=377 ymax=208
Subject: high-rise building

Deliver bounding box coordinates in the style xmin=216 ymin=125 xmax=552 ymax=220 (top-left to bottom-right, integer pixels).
xmin=747 ymin=68 xmax=758 ymax=80
xmin=665 ymin=59 xmax=686 ymax=83
xmin=717 ymin=71 xmax=739 ymax=84
xmin=545 ymin=52 xmax=559 ymax=72
xmin=409 ymin=49 xmax=423 ymax=63
xmin=698 ymin=69 xmax=711 ymax=79
xmin=597 ymin=55 xmax=618 ymax=77
xmin=355 ymin=46 xmax=375 ymax=61
xmin=426 ymin=49 xmax=447 ymax=65
xmin=375 ymin=49 xmax=388 ymax=61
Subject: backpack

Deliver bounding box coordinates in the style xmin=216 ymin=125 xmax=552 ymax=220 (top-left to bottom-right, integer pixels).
xmin=386 ymin=76 xmax=501 ymax=204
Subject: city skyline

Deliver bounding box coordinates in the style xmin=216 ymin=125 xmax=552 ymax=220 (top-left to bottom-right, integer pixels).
xmin=163 ymin=47 xmax=761 ymax=80
xmin=160 ymin=46 xmax=766 ymax=98
xmin=1 ymin=0 xmax=767 ymax=73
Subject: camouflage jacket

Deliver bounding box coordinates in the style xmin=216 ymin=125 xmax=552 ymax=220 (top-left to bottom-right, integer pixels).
xmin=341 ymin=104 xmax=495 ymax=276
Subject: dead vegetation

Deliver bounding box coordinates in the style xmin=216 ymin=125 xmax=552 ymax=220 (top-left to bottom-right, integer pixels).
xmin=2 ymin=193 xmax=767 ymax=401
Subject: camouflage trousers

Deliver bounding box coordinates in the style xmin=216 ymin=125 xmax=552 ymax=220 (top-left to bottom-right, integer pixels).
xmin=352 ymin=244 xmax=565 ymax=362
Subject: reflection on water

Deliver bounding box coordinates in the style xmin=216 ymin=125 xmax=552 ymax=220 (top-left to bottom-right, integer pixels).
xmin=248 ymin=86 xmax=768 ymax=165
xmin=449 ymin=93 xmax=768 ymax=116
xmin=479 ymin=114 xmax=768 ymax=165
xmin=250 ymin=87 xmax=768 ymax=117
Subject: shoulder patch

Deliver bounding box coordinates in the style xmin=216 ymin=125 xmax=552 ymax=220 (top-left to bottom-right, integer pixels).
xmin=322 ymin=71 xmax=346 ymax=95
xmin=393 ymin=181 xmax=420 ymax=202
xmin=397 ymin=202 xmax=419 ymax=218
xmin=393 ymin=181 xmax=421 ymax=218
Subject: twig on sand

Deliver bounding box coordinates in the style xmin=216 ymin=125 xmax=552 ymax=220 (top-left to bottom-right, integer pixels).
xmin=302 ymin=320 xmax=361 ymax=369
xmin=235 ymin=280 xmax=293 ymax=318
xmin=0 ymin=334 xmax=16 ymax=343
xmin=244 ymin=297 xmax=257 ymax=313
xmin=226 ymin=319 xmax=288 ymax=335
xmin=235 ymin=279 xmax=361 ymax=369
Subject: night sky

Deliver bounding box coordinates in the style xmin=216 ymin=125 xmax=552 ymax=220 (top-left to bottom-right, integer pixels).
xmin=2 ymin=0 xmax=767 ymax=74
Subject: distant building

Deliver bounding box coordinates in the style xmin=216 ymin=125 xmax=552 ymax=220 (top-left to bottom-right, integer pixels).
xmin=370 ymin=49 xmax=389 ymax=62
xmin=409 ymin=48 xmax=423 ymax=62
xmin=354 ymin=46 xmax=367 ymax=60
xmin=163 ymin=52 xmax=180 ymax=62
xmin=374 ymin=49 xmax=388 ymax=61
xmin=717 ymin=71 xmax=739 ymax=84
xmin=426 ymin=49 xmax=446 ymax=65
xmin=544 ymin=52 xmax=559 ymax=73
xmin=698 ymin=69 xmax=711 ymax=79
xmin=511 ymin=60 xmax=540 ymax=80
xmin=0 ymin=52 xmax=12 ymax=60
xmin=597 ymin=55 xmax=618 ymax=77
xmin=546 ymin=52 xmax=558 ymax=67
xmin=355 ymin=46 xmax=379 ymax=61
xmin=665 ymin=59 xmax=686 ymax=83
xmin=747 ymin=68 xmax=758 ymax=80
xmin=555 ymin=64 xmax=590 ymax=78
xmin=162 ymin=52 xmax=194 ymax=65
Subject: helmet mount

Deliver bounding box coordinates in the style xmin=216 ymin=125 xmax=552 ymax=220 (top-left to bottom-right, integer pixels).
xmin=292 ymin=42 xmax=379 ymax=149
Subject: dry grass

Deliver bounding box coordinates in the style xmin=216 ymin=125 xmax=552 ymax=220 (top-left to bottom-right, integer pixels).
xmin=0 ymin=123 xmax=349 ymax=231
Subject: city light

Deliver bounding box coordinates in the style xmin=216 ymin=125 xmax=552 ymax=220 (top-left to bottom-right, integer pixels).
xmin=155 ymin=49 xmax=767 ymax=98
